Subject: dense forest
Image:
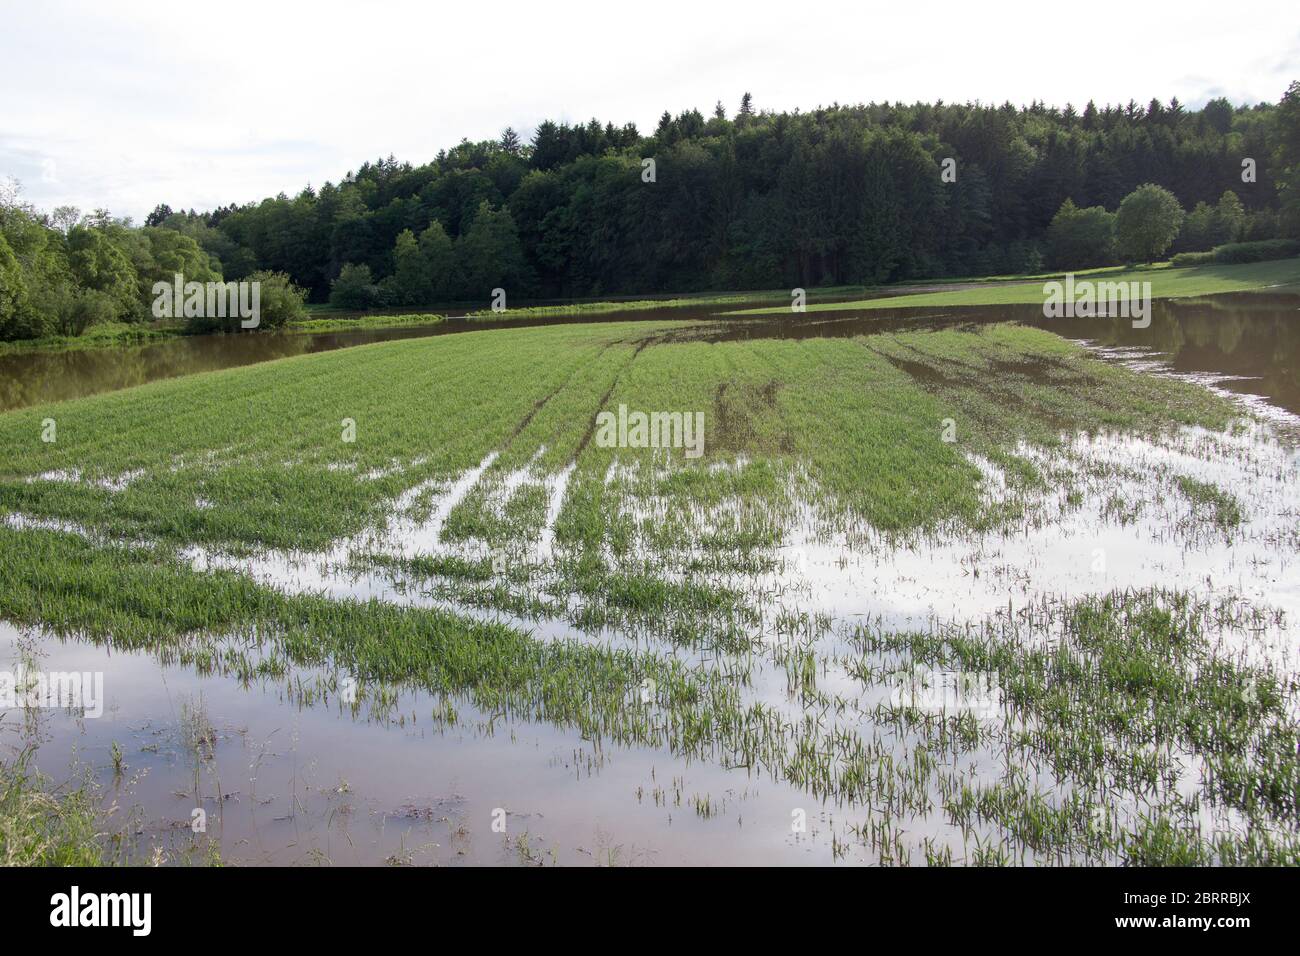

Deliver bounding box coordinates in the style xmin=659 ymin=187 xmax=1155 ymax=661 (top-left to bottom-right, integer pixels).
xmin=3 ymin=83 xmax=1300 ymax=338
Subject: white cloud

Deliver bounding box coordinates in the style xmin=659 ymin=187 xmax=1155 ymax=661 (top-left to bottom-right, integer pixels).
xmin=1 ymin=0 xmax=1296 ymax=220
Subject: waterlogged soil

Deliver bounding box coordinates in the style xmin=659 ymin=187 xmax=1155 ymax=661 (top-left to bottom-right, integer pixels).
xmin=2 ymin=289 xmax=1299 ymax=866
xmin=702 ymin=292 xmax=1300 ymax=418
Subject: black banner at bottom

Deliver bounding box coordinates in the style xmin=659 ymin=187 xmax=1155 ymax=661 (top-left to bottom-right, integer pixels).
xmin=0 ymin=865 xmax=1284 ymax=941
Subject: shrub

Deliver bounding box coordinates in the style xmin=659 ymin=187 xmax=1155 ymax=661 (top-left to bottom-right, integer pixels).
xmin=182 ymin=271 xmax=306 ymax=333
xmin=1209 ymin=238 xmax=1300 ymax=264
xmin=246 ymin=270 xmax=307 ymax=329
xmin=1169 ymin=239 xmax=1298 ymax=269
xmin=1170 ymin=251 xmax=1215 ymax=268
xmin=328 ymin=262 xmax=379 ymax=310
xmin=56 ymin=288 xmax=118 ymax=336
xmin=1116 ymin=184 xmax=1184 ymax=263
xmin=1046 ymin=199 xmax=1116 ymax=269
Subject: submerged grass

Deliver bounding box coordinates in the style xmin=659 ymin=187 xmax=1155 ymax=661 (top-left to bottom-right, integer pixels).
xmin=0 ymin=743 xmax=225 ymax=867
xmin=4 ymin=524 xmax=1295 ymax=864
xmin=1175 ymin=475 xmax=1244 ymax=529
xmin=849 ymin=589 xmax=1299 ymax=864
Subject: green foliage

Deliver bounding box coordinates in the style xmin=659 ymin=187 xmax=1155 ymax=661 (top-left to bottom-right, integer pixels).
xmin=1046 ymin=199 xmax=1116 ymax=269
xmin=0 ymin=207 xmax=85 ymax=340
xmin=418 ymin=221 xmax=457 ymax=299
xmin=456 ymin=201 xmax=530 ymax=300
xmin=0 ymin=751 xmax=110 ymax=866
xmin=1115 ymin=183 xmax=1185 ymax=263
xmin=1170 ymin=239 xmax=1299 ymax=268
xmin=1275 ymin=80 xmax=1300 ymax=237
xmin=1209 ymin=238 xmax=1300 ymax=263
xmin=248 ymin=270 xmax=307 ymax=329
xmin=134 ymin=226 xmax=222 ymax=310
xmin=5 ymin=83 xmax=1300 ymax=340
xmin=385 ymin=228 xmax=428 ymax=305
xmin=329 ymin=262 xmax=379 ymax=309
xmin=65 ymin=225 xmax=141 ymax=320
xmin=52 ymin=287 xmax=119 ymax=336
xmin=1179 ymin=203 xmax=1221 ymax=252
xmin=1176 ymin=191 xmax=1247 ymax=252
xmin=184 ymin=269 xmax=307 ymax=332
xmin=161 ymin=213 xmax=257 ymax=279
xmin=0 ymin=233 xmax=35 ymax=338
xmin=376 ymin=222 xmax=462 ymax=305
xmin=1169 ymin=250 xmax=1215 ymax=268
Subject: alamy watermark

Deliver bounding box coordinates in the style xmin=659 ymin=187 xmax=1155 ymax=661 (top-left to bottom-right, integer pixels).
xmin=50 ymin=886 xmax=150 ymax=936
xmin=1042 ymin=273 xmax=1150 ymax=328
xmin=885 ymin=666 xmax=1002 ymax=717
xmin=0 ymin=667 xmax=104 ymax=717
xmin=594 ymin=404 xmax=705 ymax=459
xmin=152 ymin=273 xmax=260 ymax=329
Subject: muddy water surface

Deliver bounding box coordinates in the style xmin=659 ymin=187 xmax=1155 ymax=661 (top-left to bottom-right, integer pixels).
xmin=0 ymin=620 xmax=853 ymax=866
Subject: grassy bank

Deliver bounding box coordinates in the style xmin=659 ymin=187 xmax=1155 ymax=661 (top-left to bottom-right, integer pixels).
xmin=0 ymin=751 xmax=112 ymax=865
xmin=0 ymin=747 xmax=224 ymax=866
xmin=729 ymin=258 xmax=1300 ymax=315
xmin=0 ymin=321 xmax=186 ymax=355
xmin=283 ymin=312 xmax=445 ymax=334
xmin=461 ymin=290 xmax=851 ymax=321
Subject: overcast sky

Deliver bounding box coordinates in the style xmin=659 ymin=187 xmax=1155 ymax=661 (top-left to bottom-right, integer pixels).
xmin=3 ymin=0 xmax=1297 ymax=222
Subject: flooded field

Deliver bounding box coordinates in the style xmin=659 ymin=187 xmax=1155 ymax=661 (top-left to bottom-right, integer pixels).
xmin=2 ymin=293 xmax=1297 ymax=866
xmin=0 ymin=286 xmax=984 ymax=413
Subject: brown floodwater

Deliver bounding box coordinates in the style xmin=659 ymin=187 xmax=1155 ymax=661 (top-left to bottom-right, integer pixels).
xmin=1 ymin=620 xmax=839 ymax=867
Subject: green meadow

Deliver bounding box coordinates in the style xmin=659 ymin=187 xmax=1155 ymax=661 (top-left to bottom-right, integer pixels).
xmin=729 ymin=258 xmax=1300 ymax=315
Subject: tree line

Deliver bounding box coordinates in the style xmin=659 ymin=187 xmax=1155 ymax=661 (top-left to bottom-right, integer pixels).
xmin=2 ymin=83 xmax=1299 ymax=338
xmin=0 ymin=198 xmax=305 ymax=340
